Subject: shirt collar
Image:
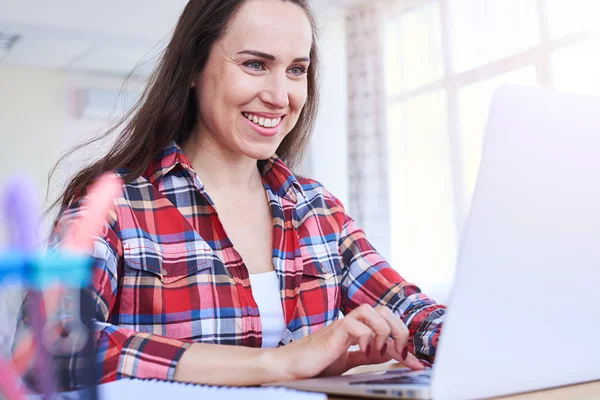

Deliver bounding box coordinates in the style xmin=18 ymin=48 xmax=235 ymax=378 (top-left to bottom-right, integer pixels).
xmin=258 ymin=156 xmax=305 ymax=203
xmin=148 ymin=140 xmax=305 ymax=203
xmin=146 ymin=140 xmax=194 ymax=185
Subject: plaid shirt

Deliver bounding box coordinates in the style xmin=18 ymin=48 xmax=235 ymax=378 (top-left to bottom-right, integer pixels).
xmin=18 ymin=141 xmax=445 ymax=388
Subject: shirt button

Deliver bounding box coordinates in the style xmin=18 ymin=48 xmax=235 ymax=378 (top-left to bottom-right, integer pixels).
xmin=161 ymin=269 xmax=168 ymax=276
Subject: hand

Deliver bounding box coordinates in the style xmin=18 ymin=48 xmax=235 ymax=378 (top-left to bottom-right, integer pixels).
xmin=272 ymin=304 xmax=425 ymax=381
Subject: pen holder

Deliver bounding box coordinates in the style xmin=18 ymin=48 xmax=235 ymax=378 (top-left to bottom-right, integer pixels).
xmin=0 ymin=250 xmax=96 ymax=400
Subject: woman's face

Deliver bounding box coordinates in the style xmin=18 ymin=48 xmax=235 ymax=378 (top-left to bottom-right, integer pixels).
xmin=192 ymin=0 xmax=312 ymax=162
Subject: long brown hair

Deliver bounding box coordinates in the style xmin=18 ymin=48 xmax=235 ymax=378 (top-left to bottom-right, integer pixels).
xmin=49 ymin=0 xmax=320 ymax=213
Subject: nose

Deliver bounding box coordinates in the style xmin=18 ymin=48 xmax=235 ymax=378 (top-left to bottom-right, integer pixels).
xmin=259 ymin=71 xmax=289 ymax=110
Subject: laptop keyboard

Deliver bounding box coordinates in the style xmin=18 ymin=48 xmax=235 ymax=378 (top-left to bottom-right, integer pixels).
xmin=350 ymin=370 xmax=432 ymax=385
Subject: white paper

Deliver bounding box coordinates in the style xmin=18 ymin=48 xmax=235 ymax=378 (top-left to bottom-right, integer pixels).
xmin=98 ymin=379 xmax=327 ymax=400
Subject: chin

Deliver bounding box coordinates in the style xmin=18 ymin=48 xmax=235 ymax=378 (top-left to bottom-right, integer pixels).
xmin=238 ymin=135 xmax=287 ymax=161
xmin=242 ymin=145 xmax=280 ymax=161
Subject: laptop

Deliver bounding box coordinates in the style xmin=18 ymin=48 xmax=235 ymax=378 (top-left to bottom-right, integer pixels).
xmin=269 ymin=85 xmax=600 ymax=399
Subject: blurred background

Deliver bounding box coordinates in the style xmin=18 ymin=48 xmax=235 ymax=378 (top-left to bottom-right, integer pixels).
xmin=0 ymin=0 xmax=599 ymax=356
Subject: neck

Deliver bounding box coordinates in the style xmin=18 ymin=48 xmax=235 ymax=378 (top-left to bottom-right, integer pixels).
xmin=181 ymin=131 xmax=263 ymax=193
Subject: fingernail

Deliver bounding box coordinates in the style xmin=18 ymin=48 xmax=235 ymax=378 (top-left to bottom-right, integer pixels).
xmin=402 ymin=346 xmax=408 ymax=360
xmin=380 ymin=343 xmax=387 ymax=357
xmin=366 ymin=345 xmax=371 ymax=357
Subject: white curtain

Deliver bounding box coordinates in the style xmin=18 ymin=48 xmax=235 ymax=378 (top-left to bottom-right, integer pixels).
xmin=345 ymin=5 xmax=391 ymax=260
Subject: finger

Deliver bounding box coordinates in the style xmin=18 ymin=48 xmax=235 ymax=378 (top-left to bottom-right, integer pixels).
xmin=347 ymin=345 xmax=393 ymax=370
xmin=379 ymin=333 xmax=410 ymax=366
xmin=366 ymin=335 xmax=376 ymax=358
xmin=402 ymin=349 xmax=425 ymax=370
xmin=378 ymin=337 xmax=405 ymax=365
xmin=340 ymin=317 xmax=374 ymax=355
xmin=352 ymin=304 xmax=391 ymax=354
xmin=375 ymin=305 xmax=409 ymax=355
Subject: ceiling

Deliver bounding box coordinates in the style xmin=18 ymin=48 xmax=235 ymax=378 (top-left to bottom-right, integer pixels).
xmin=0 ymin=0 xmax=369 ymax=76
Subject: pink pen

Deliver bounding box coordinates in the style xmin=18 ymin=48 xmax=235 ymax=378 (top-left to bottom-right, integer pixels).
xmin=0 ymin=359 xmax=28 ymax=400
xmin=63 ymin=173 xmax=123 ymax=254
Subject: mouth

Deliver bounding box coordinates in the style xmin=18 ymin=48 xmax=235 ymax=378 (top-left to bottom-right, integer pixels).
xmin=242 ymin=112 xmax=285 ymax=129
xmin=242 ymin=112 xmax=286 ymax=137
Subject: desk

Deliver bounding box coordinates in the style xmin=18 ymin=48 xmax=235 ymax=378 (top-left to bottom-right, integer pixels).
xmin=328 ymin=363 xmax=600 ymax=399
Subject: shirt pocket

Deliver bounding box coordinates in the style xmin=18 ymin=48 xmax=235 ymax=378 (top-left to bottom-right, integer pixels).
xmin=299 ymin=239 xmax=342 ymax=279
xmin=298 ymin=239 xmax=342 ymax=330
xmin=122 ymin=237 xmax=214 ymax=284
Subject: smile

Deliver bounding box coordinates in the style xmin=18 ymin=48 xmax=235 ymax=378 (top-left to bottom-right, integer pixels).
xmin=242 ymin=112 xmax=284 ymax=128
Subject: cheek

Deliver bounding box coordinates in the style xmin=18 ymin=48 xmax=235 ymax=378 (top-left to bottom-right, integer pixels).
xmin=198 ymin=67 xmax=254 ymax=119
xmin=196 ymin=71 xmax=221 ymax=122
xmin=283 ymin=86 xmax=308 ymax=134
xmin=225 ymin=71 xmax=263 ymax=108
xmin=289 ymin=82 xmax=308 ymax=113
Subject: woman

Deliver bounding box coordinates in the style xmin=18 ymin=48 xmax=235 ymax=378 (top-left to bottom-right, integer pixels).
xmin=20 ymin=0 xmax=445 ymax=389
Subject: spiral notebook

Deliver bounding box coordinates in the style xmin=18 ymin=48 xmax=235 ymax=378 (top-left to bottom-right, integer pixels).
xmin=97 ymin=379 xmax=327 ymax=400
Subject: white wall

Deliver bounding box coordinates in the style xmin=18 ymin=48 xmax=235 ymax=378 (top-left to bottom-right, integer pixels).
xmin=0 ymin=66 xmax=67 ymax=190
xmin=0 ymin=66 xmax=70 ymax=245
xmin=308 ymin=14 xmax=350 ymax=210
xmin=0 ymin=67 xmax=126 ymax=247
xmin=0 ymin=0 xmax=186 ymax=40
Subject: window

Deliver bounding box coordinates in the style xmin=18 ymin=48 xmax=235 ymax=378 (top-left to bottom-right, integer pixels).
xmin=384 ymin=2 xmax=444 ymax=95
xmin=383 ymin=0 xmax=599 ymax=299
xmin=552 ymin=38 xmax=600 ymax=96
xmin=448 ymin=0 xmax=539 ymax=73
xmin=545 ymin=0 xmax=600 ymax=39
xmin=457 ymin=66 xmax=537 ymax=205
xmin=388 ymin=91 xmax=457 ymax=294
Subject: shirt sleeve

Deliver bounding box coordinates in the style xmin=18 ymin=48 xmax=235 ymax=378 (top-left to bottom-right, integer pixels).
xmin=334 ymin=196 xmax=445 ymax=363
xmin=13 ymin=199 xmax=191 ymax=391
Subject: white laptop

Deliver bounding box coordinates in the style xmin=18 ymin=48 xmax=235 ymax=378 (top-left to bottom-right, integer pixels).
xmin=270 ymin=85 xmax=600 ymax=399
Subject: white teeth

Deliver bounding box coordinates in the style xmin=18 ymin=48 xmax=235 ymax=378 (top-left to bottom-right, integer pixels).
xmin=244 ymin=113 xmax=283 ymax=128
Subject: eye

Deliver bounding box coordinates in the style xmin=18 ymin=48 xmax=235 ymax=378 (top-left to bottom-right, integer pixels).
xmin=244 ymin=61 xmax=264 ymax=71
xmin=289 ymin=66 xmax=307 ymax=76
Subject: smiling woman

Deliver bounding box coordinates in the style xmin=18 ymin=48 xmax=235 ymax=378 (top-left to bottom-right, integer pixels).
xmin=15 ymin=0 xmax=445 ymax=392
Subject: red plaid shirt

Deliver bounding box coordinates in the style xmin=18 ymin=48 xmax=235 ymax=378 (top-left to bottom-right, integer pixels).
xmin=24 ymin=141 xmax=445 ymax=387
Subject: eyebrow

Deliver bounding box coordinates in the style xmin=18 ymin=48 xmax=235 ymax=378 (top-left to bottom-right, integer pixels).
xmin=237 ymin=50 xmax=310 ymax=63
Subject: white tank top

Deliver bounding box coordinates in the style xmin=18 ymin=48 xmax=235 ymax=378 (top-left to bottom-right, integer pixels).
xmin=248 ymin=271 xmax=286 ymax=348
